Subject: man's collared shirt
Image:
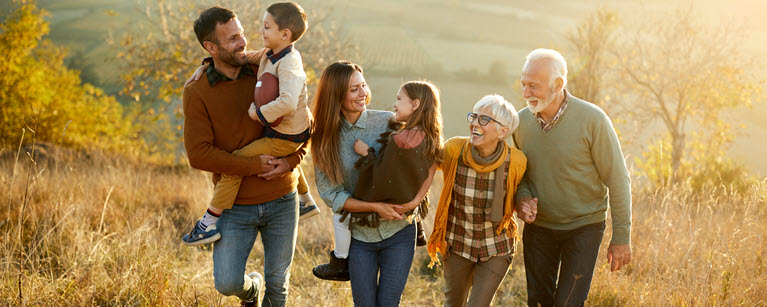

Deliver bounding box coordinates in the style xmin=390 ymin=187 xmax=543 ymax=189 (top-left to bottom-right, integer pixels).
xmin=536 ymin=89 xmax=570 ymax=133
xmin=205 ymin=61 xmax=255 ymax=87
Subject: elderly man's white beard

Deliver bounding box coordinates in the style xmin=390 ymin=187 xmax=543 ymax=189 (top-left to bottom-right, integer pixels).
xmin=526 ymin=93 xmax=554 ymax=114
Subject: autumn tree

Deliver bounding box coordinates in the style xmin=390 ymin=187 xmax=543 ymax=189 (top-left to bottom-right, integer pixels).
xmin=614 ymin=9 xmax=762 ymax=183
xmin=116 ymin=0 xmax=355 ymax=111
xmin=565 ymin=7 xmax=620 ymax=109
xmin=0 ymin=0 xmax=143 ymax=154
xmin=567 ymin=7 xmax=763 ymax=185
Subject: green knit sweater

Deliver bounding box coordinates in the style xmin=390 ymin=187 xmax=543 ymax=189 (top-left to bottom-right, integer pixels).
xmin=515 ymin=93 xmax=632 ymax=245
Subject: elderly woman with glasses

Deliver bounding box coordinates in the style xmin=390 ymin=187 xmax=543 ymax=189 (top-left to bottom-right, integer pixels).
xmin=427 ymin=94 xmax=527 ymax=307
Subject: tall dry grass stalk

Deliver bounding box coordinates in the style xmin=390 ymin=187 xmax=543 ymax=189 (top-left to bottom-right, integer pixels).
xmin=586 ymin=181 xmax=767 ymax=305
xmin=1 ymin=148 xmax=765 ymax=306
xmin=1 ymin=147 xmax=218 ymax=305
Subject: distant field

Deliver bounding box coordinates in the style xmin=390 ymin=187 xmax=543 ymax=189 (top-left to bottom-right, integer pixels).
xmin=414 ymin=37 xmax=531 ymax=75
xmin=346 ymin=26 xmax=435 ymax=72
xmin=3 ymin=0 xmax=766 ymax=174
xmin=365 ymin=75 xmax=521 ymax=139
xmin=30 ymin=0 xmax=140 ymax=92
xmin=730 ymin=106 xmax=767 ymax=176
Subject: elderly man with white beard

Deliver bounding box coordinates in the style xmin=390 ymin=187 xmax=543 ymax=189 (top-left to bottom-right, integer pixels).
xmin=514 ymin=48 xmax=632 ymax=307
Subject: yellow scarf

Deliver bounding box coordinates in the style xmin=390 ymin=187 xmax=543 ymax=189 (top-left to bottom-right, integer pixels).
xmin=427 ymin=137 xmax=527 ymax=268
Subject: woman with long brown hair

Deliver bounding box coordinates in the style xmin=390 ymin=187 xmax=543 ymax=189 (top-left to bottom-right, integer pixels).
xmin=311 ymin=61 xmax=435 ymax=306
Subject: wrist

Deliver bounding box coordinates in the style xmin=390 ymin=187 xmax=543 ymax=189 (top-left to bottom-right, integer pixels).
xmin=367 ymin=203 xmax=379 ymax=215
xmin=250 ymin=158 xmax=263 ymax=175
xmin=409 ymin=199 xmax=420 ymax=209
xmin=362 ymin=148 xmax=375 ymax=158
xmin=515 ymin=193 xmax=533 ymax=203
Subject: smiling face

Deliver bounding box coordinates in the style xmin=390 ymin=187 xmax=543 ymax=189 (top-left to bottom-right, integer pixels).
xmin=393 ymin=87 xmax=418 ymax=122
xmin=260 ymin=12 xmax=290 ymax=51
xmin=521 ymin=59 xmax=559 ymax=114
xmin=211 ymin=18 xmax=247 ymax=67
xmin=340 ymin=71 xmax=369 ymax=123
xmin=469 ymin=108 xmax=508 ymax=150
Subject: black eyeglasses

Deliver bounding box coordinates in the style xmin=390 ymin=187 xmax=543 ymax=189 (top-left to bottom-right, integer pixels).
xmin=467 ymin=112 xmax=505 ymax=126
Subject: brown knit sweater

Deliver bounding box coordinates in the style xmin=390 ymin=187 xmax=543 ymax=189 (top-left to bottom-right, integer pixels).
xmin=182 ymin=63 xmax=306 ymax=205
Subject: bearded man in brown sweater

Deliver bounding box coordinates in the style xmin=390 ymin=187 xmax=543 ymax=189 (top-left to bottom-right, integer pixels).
xmin=182 ymin=7 xmax=306 ymax=307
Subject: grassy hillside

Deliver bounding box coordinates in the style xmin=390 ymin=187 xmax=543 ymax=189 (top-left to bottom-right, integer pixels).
xmin=1 ymin=148 xmax=765 ymax=305
xmin=24 ymin=0 xmax=140 ymax=93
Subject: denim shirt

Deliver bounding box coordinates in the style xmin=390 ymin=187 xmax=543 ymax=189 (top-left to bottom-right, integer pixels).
xmin=315 ymin=110 xmax=412 ymax=242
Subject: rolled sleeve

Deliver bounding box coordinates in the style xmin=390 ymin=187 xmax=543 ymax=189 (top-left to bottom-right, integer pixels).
xmin=256 ymin=107 xmax=271 ymax=126
xmin=315 ymin=167 xmax=352 ymax=213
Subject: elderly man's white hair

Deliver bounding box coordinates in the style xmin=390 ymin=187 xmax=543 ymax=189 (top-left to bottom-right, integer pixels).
xmin=525 ymin=48 xmax=568 ymax=89
xmin=473 ymin=94 xmax=519 ymax=139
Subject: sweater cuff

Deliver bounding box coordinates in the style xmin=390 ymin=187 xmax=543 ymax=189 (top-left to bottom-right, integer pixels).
xmin=256 ymin=107 xmax=271 ymax=126
xmin=284 ymin=154 xmax=299 ymax=171
xmin=515 ymin=190 xmax=533 ymax=203
xmin=610 ymin=227 xmax=631 ymax=245
xmin=354 ymin=148 xmax=377 ymax=169
xmin=249 ymin=157 xmax=263 ymax=175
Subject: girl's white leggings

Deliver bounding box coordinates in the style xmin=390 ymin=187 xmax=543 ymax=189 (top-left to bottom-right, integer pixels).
xmin=332 ymin=212 xmax=351 ymax=259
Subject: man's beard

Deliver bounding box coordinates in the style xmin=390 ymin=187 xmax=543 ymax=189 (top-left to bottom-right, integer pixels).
xmin=220 ymin=46 xmax=248 ymax=67
xmin=526 ymin=90 xmax=555 ymax=114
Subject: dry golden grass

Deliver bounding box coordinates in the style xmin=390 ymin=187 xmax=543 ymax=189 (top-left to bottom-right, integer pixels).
xmin=586 ymin=181 xmax=767 ymax=305
xmin=1 ymin=147 xmax=765 ymax=306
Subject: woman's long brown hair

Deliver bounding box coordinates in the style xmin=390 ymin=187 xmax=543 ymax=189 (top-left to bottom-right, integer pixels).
xmin=399 ymin=81 xmax=444 ymax=164
xmin=311 ymin=61 xmax=368 ymax=185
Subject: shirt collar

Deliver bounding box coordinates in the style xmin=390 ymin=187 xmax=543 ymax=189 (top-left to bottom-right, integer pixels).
xmin=341 ymin=110 xmax=368 ymax=130
xmin=205 ymin=61 xmax=255 ymax=87
xmin=536 ymin=89 xmax=570 ymax=132
xmin=266 ymin=45 xmax=293 ymax=64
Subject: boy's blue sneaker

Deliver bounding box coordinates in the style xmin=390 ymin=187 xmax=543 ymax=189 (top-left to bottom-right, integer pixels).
xmin=182 ymin=220 xmax=221 ymax=246
xmin=299 ymin=199 xmax=320 ymax=220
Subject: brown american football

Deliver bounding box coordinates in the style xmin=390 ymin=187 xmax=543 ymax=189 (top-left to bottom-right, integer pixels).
xmin=254 ymin=72 xmax=283 ymax=126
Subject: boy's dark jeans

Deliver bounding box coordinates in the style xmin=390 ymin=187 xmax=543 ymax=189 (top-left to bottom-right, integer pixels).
xmin=523 ymin=221 xmax=606 ymax=307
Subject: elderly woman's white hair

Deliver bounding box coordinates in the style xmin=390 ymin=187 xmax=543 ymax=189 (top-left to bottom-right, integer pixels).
xmin=525 ymin=48 xmax=568 ymax=89
xmin=473 ymin=94 xmax=519 ymax=139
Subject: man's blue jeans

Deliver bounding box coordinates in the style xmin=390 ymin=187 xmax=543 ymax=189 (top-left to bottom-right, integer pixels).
xmin=213 ymin=190 xmax=298 ymax=307
xmin=523 ymin=221 xmax=606 ymax=307
xmin=348 ymin=223 xmax=416 ymax=307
